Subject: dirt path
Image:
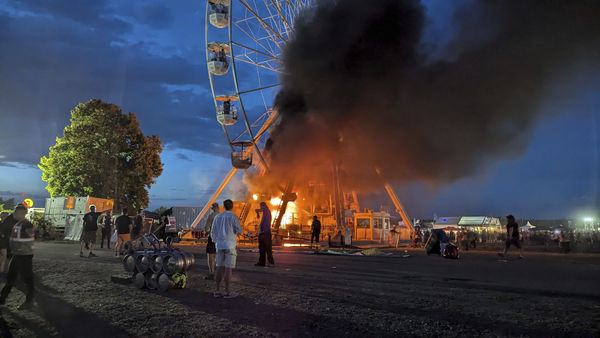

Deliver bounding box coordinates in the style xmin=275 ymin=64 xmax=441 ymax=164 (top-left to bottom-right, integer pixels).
xmin=0 ymin=242 xmax=598 ymax=337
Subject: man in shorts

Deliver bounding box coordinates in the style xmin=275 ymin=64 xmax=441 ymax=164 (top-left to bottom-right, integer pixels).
xmin=499 ymin=214 xmax=524 ymax=259
xmin=80 ymin=206 xmax=99 ymax=258
xmin=114 ymin=208 xmax=132 ymax=256
xmin=210 ymin=199 xmax=242 ymax=298
xmin=203 ymin=203 xmax=219 ymax=280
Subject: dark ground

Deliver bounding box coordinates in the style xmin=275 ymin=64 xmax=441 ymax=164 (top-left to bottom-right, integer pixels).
xmin=1 ymin=242 xmax=599 ymax=337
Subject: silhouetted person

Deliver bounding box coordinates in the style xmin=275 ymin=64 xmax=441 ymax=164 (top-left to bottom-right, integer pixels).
xmin=499 ymin=215 xmax=523 ymax=259
xmin=80 ymin=205 xmax=99 ymax=258
xmin=311 ymin=215 xmax=321 ymax=249
xmin=255 ymin=202 xmax=274 ymax=267
xmin=115 ymin=208 xmax=132 ymax=256
xmin=100 ymin=210 xmax=113 ymax=249
xmin=204 ymin=203 xmax=220 ymax=279
xmin=0 ymin=211 xmax=14 ymax=275
xmin=132 ymin=209 xmax=144 ymax=239
xmin=0 ymin=204 xmax=35 ymax=310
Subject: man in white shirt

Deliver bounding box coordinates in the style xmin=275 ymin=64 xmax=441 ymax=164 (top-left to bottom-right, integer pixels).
xmin=210 ymin=199 xmax=242 ymax=298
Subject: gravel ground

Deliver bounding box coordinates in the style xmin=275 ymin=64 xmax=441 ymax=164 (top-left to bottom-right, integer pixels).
xmin=0 ymin=242 xmax=599 ymax=337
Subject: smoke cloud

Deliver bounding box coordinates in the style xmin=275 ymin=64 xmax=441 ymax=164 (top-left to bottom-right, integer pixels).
xmin=262 ymin=0 xmax=600 ymax=191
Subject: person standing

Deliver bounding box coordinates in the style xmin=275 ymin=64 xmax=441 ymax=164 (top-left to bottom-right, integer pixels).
xmin=499 ymin=215 xmax=524 ymax=259
xmin=100 ymin=210 xmax=113 ymax=249
xmin=0 ymin=212 xmax=13 ymax=276
xmin=211 ymin=199 xmax=242 ymax=298
xmin=80 ymin=205 xmax=100 ymax=258
xmin=0 ymin=204 xmax=35 ymax=310
xmin=132 ymin=209 xmax=144 ymax=240
xmin=310 ymin=215 xmax=322 ymax=249
xmin=255 ymin=202 xmax=274 ymax=267
xmin=114 ymin=208 xmax=132 ymax=256
xmin=203 ymin=203 xmax=219 ymax=279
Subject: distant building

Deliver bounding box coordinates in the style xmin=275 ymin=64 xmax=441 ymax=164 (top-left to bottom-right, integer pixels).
xmin=434 ymin=216 xmax=502 ymax=231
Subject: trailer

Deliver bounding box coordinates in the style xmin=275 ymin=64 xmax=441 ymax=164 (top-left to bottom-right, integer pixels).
xmin=44 ymin=196 xmax=114 ymax=240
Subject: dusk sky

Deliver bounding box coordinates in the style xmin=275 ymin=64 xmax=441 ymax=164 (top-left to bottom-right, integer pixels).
xmin=0 ymin=0 xmax=598 ymax=219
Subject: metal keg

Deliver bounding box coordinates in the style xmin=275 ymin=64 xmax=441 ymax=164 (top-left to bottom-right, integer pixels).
xmin=135 ymin=251 xmax=151 ymax=273
xmin=150 ymin=253 xmax=164 ymax=273
xmin=157 ymin=273 xmax=173 ymax=292
xmin=181 ymin=251 xmax=195 ymax=270
xmin=163 ymin=252 xmax=185 ymax=275
xmin=123 ymin=254 xmax=136 ymax=272
xmin=132 ymin=272 xmax=146 ymax=289
xmin=146 ymin=272 xmax=159 ymax=290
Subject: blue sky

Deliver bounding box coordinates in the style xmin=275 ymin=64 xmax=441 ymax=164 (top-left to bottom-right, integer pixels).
xmin=0 ymin=0 xmax=598 ymax=219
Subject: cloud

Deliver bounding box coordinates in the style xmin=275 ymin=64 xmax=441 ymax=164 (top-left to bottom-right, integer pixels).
xmin=0 ymin=1 xmax=228 ymax=167
xmin=175 ymin=153 xmax=191 ymax=161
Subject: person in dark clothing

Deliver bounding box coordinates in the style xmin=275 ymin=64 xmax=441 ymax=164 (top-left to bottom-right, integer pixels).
xmin=100 ymin=210 xmax=113 ymax=249
xmin=0 ymin=212 xmax=14 ymax=274
xmin=0 ymin=204 xmax=35 ymax=310
xmin=499 ymin=214 xmax=523 ymax=258
xmin=115 ymin=209 xmax=132 ymax=256
xmin=132 ymin=209 xmax=144 ymax=239
xmin=310 ymin=215 xmax=322 ymax=249
xmin=80 ymin=206 xmax=99 ymax=258
xmin=203 ymin=203 xmax=220 ymax=278
xmin=255 ymin=202 xmax=274 ymax=267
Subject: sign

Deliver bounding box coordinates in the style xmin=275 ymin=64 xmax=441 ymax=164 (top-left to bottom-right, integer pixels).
xmin=22 ymin=198 xmax=34 ymax=208
xmin=64 ymin=196 xmax=75 ymax=209
xmin=166 ymin=216 xmax=177 ymax=233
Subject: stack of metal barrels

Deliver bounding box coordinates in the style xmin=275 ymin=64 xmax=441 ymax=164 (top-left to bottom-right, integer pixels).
xmin=122 ymin=235 xmax=195 ymax=291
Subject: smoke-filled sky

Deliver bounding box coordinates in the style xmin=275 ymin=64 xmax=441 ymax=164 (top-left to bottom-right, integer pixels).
xmin=0 ymin=0 xmax=598 ymax=219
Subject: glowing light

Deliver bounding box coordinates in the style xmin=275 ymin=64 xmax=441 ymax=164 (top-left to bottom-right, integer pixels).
xmin=283 ymin=243 xmax=310 ymax=247
xmin=269 ymin=198 xmax=298 ymax=226
xmin=270 ymin=197 xmax=282 ymax=206
xmin=583 ymin=217 xmax=594 ymax=222
xmin=252 ymin=194 xmax=259 ymax=201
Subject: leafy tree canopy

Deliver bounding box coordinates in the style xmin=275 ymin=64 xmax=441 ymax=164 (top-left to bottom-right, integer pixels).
xmin=39 ymin=99 xmax=163 ymax=210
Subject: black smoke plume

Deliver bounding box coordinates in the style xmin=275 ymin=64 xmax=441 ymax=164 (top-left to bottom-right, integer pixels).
xmin=263 ymin=0 xmax=600 ymax=191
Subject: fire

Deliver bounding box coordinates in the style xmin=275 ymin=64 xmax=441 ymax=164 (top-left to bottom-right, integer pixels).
xmin=269 ymin=197 xmax=298 ymax=227
xmin=269 ymin=197 xmax=281 ymax=206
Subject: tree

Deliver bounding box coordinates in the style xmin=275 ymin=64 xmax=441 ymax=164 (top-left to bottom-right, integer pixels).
xmin=0 ymin=198 xmax=15 ymax=211
xmin=39 ymin=99 xmax=163 ymax=211
xmin=153 ymin=206 xmax=169 ymax=216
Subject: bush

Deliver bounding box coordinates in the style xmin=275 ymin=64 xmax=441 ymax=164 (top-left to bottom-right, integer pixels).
xmin=33 ymin=214 xmax=57 ymax=240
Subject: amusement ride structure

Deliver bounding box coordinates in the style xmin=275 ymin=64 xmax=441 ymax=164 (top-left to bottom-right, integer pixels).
xmin=190 ymin=0 xmax=414 ymax=242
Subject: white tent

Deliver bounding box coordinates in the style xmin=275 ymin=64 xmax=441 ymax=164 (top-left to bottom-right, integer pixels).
xmin=521 ymin=221 xmax=536 ymax=231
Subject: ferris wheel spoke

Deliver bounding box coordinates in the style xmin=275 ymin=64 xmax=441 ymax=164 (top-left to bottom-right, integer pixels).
xmin=238 ymin=83 xmax=280 ymax=95
xmin=234 ymin=56 xmax=282 ymax=74
xmin=234 ymin=19 xmax=280 ymax=60
xmin=239 ymin=0 xmax=285 ymax=49
xmin=269 ymin=0 xmax=293 ymax=37
xmin=231 ymin=40 xmax=280 ymax=61
xmin=262 ymin=0 xmax=290 ymax=40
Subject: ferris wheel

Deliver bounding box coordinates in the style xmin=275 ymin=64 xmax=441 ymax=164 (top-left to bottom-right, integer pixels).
xmin=205 ymin=0 xmax=312 ymax=172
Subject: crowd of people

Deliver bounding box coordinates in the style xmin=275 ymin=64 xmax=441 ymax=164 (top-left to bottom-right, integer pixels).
xmin=78 ymin=206 xmax=147 ymax=258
